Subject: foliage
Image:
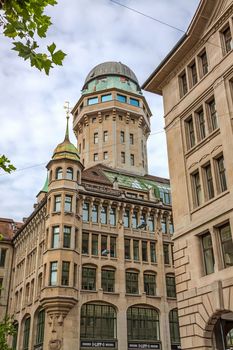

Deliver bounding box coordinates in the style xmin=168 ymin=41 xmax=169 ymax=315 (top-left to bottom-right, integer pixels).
xmin=0 ymin=0 xmax=66 ymax=74
xmin=0 ymin=155 xmax=16 ymax=173
xmin=0 ymin=317 xmax=15 ymax=350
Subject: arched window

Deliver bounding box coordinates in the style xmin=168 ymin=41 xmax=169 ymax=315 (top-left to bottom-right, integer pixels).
xmin=166 ymin=273 xmax=176 ymax=298
xmin=66 ymin=167 xmax=73 ymax=180
xmin=127 ymin=306 xmax=159 ymax=341
xmin=169 ymin=308 xmax=180 ymax=345
xmin=12 ymin=322 xmax=18 ymax=350
xmin=23 ymin=317 xmax=31 ymax=350
xmin=35 ymin=309 xmax=45 ymax=347
xmin=144 ymin=272 xmax=156 ymax=296
xmin=126 ymin=270 xmax=139 ymax=294
xmin=55 ymin=167 xmax=63 ymax=180
xmin=80 ymin=303 xmax=117 ymax=339
xmin=82 ymin=266 xmax=96 ymax=291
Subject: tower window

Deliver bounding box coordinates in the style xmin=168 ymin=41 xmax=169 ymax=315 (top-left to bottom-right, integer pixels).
xmin=94 ymin=133 xmax=98 ymax=144
xmin=120 ymin=131 xmax=125 ymax=143
xmin=103 ymin=131 xmax=108 ymax=142
xmin=130 ymin=133 xmax=134 ymax=145
xmin=54 ymin=195 xmax=61 ymax=212
xmin=117 ymin=94 xmax=127 ymax=103
xmin=55 ymin=167 xmax=63 ymax=180
xmin=66 ymin=167 xmax=73 ymax=180
xmin=88 ymin=97 xmax=98 ymax=105
xmin=121 ymin=152 xmax=125 ymax=164
xmin=64 ymin=195 xmax=72 ymax=212
xmin=61 ymin=261 xmax=70 ymax=285
xmin=101 ymin=94 xmax=112 ymax=102
xmin=129 ymin=98 xmax=139 ymax=107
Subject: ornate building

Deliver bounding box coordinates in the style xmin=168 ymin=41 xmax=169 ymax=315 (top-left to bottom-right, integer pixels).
xmin=143 ymin=0 xmax=233 ymax=349
xmin=1 ymin=62 xmax=179 ymax=350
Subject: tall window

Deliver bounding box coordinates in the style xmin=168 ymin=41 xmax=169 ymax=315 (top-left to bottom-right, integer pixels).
xmin=166 ymin=274 xmax=176 ymax=298
xmin=64 ymin=195 xmax=72 ymax=212
xmin=55 ymin=167 xmax=62 ymax=180
xmin=208 ymin=98 xmax=218 ymax=131
xmin=125 ymin=239 xmax=131 ymax=259
xmin=102 ymin=269 xmax=115 ymax=292
xmin=179 ymin=71 xmax=188 ymax=97
xmin=124 ymin=209 xmax=130 ymax=228
xmin=126 ymin=271 xmax=139 ymax=294
xmin=204 ymin=163 xmax=214 ymax=200
xmin=186 ymin=117 xmax=195 ymax=148
xmin=82 ymin=267 xmax=96 ymax=290
xmin=82 ymin=233 xmax=89 ymax=254
xmin=23 ymin=317 xmax=31 ymax=350
xmin=61 ymin=261 xmax=70 ymax=285
xmin=92 ymin=204 xmax=98 ymax=223
xmin=199 ymin=50 xmax=208 ymax=76
xmin=163 ymin=243 xmax=170 ymax=264
xmin=216 ymin=155 xmax=227 ymax=192
xmin=63 ymin=226 xmax=71 ymax=248
xmin=202 ymin=232 xmax=214 ymax=275
xmin=132 ymin=210 xmax=138 ymax=229
xmin=120 ymin=131 xmax=125 ymax=143
xmin=49 ymin=262 xmax=58 ymax=286
xmin=130 ymin=154 xmax=135 ymax=166
xmin=35 ymin=310 xmax=45 ymax=347
xmin=103 ymin=130 xmax=108 ymax=142
xmin=161 ymin=215 xmax=167 ymax=234
xmin=51 ymin=226 xmax=59 ymax=248
xmin=110 ymin=207 xmax=116 ymax=226
xmin=54 ymin=195 xmax=61 ymax=212
xmin=80 ymin=303 xmax=116 ymax=339
xmin=197 ymin=109 xmax=206 ymax=140
xmin=190 ymin=61 xmax=198 ymax=86
xmin=142 ymin=241 xmax=148 ymax=262
xmin=219 ymin=223 xmax=233 ymax=268
xmin=103 ymin=151 xmax=108 ymax=160
xmin=192 ymin=171 xmax=202 ymax=207
xmin=144 ymin=273 xmax=156 ymax=296
xmin=169 ymin=309 xmax=180 ymax=345
xmin=110 ymin=237 xmax=116 ymax=258
xmin=101 ymin=235 xmax=107 ymax=256
xmin=83 ymin=202 xmax=89 ymax=221
xmin=0 ymin=278 xmax=3 ymax=297
xmin=150 ymin=242 xmax=156 ymax=263
xmin=92 ymin=234 xmax=98 ymax=256
xmin=222 ymin=26 xmax=232 ymax=54
xmin=0 ymin=248 xmax=7 ymax=267
xmin=12 ymin=322 xmax=18 ymax=350
xmin=127 ymin=306 xmax=159 ymax=341
xmin=148 ymin=215 xmax=155 ymax=232
xmin=66 ymin=167 xmax=73 ymax=180
xmin=101 ymin=206 xmax=107 ymax=224
xmin=130 ymin=133 xmax=134 ymax=145
xmin=94 ymin=132 xmax=98 ymax=144
xmin=121 ymin=152 xmax=125 ymax=164
xmin=133 ymin=240 xmax=139 ymax=261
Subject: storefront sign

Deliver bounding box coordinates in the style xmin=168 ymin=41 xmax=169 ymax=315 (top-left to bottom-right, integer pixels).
xmin=81 ymin=340 xmax=116 ymax=348
xmin=128 ymin=343 xmax=161 ymax=349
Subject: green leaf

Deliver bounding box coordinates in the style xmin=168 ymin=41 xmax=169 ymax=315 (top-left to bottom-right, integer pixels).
xmin=51 ymin=50 xmax=66 ymax=65
xmin=47 ymin=42 xmax=56 ymax=54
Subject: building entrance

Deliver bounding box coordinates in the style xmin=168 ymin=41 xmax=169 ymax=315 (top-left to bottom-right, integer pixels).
xmin=213 ymin=312 xmax=233 ymax=350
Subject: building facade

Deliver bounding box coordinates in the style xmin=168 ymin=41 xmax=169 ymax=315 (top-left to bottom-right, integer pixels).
xmin=143 ymin=1 xmax=233 ymax=349
xmin=2 ymin=62 xmax=180 ymax=350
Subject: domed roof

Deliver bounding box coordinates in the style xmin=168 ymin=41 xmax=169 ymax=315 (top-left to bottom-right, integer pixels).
xmin=84 ymin=61 xmax=139 ymax=86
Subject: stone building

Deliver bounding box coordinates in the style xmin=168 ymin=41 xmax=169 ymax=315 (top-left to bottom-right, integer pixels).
xmin=4 ymin=62 xmax=179 ymax=350
xmin=142 ymin=0 xmax=233 ymax=349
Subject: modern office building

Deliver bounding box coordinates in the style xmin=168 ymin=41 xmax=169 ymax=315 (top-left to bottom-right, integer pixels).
xmin=1 ymin=62 xmax=179 ymax=350
xmin=143 ymin=0 xmax=233 ymax=349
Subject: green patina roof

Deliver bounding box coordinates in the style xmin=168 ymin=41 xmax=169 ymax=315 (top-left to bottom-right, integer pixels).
xmin=41 ymin=174 xmax=48 ymax=192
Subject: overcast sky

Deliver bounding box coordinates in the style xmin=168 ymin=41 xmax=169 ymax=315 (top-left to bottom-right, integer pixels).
xmin=0 ymin=0 xmax=199 ymax=221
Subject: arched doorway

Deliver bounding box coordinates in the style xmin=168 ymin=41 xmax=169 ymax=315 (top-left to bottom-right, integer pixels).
xmin=212 ymin=312 xmax=233 ymax=350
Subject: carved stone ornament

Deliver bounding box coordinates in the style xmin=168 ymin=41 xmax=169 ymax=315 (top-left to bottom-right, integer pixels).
xmin=49 ymin=339 xmax=62 ymax=350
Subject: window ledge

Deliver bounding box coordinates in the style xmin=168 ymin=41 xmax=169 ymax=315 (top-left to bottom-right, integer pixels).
xmin=80 ymin=289 xmax=97 ymax=293
xmin=191 ymin=189 xmax=229 ymax=215
xmin=125 ymin=293 xmax=141 ymax=297
xmin=167 ymin=296 xmax=177 ymax=300
xmin=185 ymin=128 xmax=220 ymax=157
xmin=52 ymin=211 xmax=61 ymax=216
xmin=103 ymin=291 xmax=120 ymax=296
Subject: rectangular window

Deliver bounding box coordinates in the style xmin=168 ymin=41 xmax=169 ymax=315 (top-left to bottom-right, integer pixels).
xmin=169 ymin=221 xmax=174 ymax=235
xmin=0 ymin=248 xmax=7 ymax=267
xmin=82 ymin=233 xmax=89 ymax=254
xmin=150 ymin=242 xmax=156 ymax=263
xmin=129 ymin=98 xmax=139 ymax=107
xmin=64 ymin=195 xmax=72 ymax=212
xmin=117 ymin=94 xmax=127 ymax=103
xmin=101 ymin=235 xmax=107 ymax=256
xmin=192 ymin=171 xmax=202 ymax=207
xmin=148 ymin=215 xmax=155 ymax=232
xmin=130 ymin=133 xmax=134 ymax=145
xmin=103 ymin=151 xmax=108 ymax=160
xmin=120 ymin=131 xmax=125 ymax=143
xmin=94 ymin=132 xmax=98 ymax=144
xmin=110 ymin=207 xmax=116 ymax=226
xmin=92 ymin=204 xmax=98 ymax=223
xmin=93 ymin=153 xmax=98 ymax=161
xmin=82 ymin=267 xmax=96 ymax=290
xmin=102 ymin=269 xmax=115 ymax=292
xmin=133 ymin=240 xmax=139 ymax=261
xmin=63 ymin=226 xmax=71 ymax=248
xmin=216 ymin=155 xmax=227 ymax=192
xmin=61 ymin=261 xmax=70 ymax=285
xmin=124 ymin=209 xmax=130 ymax=228
xmin=73 ymin=263 xmax=77 ymax=287
xmin=132 ymin=210 xmax=138 ymax=229
xmin=125 ymin=238 xmax=131 ymax=259
xmin=54 ymin=195 xmax=61 ymax=212
xmin=190 ymin=61 xmax=198 ymax=86
xmin=202 ymin=232 xmax=214 ymax=275
xmin=110 ymin=236 xmax=116 ymax=258
xmin=185 ymin=116 xmax=195 ymax=148
xmin=163 ymin=243 xmax=170 ymax=264
xmin=142 ymin=241 xmax=148 ymax=261
xmin=208 ymin=98 xmax=218 ymax=131
xmin=87 ymin=96 xmax=98 ymax=105
xmin=51 ymin=227 xmax=59 ymax=249
xmin=0 ymin=278 xmax=3 ymax=297
xmin=101 ymin=206 xmax=107 ymax=224
xmin=83 ymin=138 xmax=85 ymax=149
xmin=199 ymin=50 xmax=208 ymax=76
xmin=161 ymin=216 xmax=167 ymax=234
xmin=203 ymin=163 xmax=214 ymax=200
xmin=101 ymin=94 xmax=112 ymax=102
xmin=83 ymin=202 xmax=89 ymax=221
xmin=126 ymin=272 xmax=138 ymax=294
xmin=50 ymin=262 xmax=58 ymax=286
xmin=130 ymin=154 xmax=135 ymax=166
xmin=144 ymin=273 xmax=156 ymax=296
xmin=91 ymin=234 xmax=98 ymax=255
xmin=166 ymin=274 xmax=176 ymax=298
xmin=121 ymin=152 xmax=125 ymax=164
xmin=103 ymin=130 xmax=108 ymax=142
xmin=222 ymin=26 xmax=232 ymax=54
xmin=219 ymin=223 xmax=233 ymax=268
xmin=197 ymin=108 xmax=206 ymax=140
xmin=179 ymin=71 xmax=188 ymax=97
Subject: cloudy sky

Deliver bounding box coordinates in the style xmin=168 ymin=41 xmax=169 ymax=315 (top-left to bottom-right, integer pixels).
xmin=0 ymin=0 xmax=199 ymax=221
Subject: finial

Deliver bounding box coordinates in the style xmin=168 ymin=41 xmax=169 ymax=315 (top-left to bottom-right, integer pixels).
xmin=64 ymin=101 xmax=71 ymax=141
